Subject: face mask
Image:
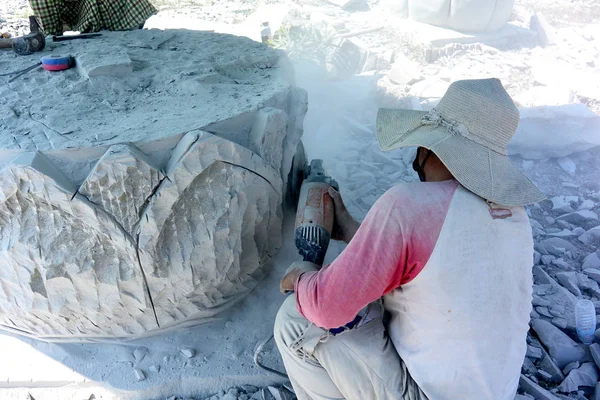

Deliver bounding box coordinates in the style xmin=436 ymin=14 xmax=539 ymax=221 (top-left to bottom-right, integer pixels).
xmin=412 ymin=148 xmax=432 ymax=182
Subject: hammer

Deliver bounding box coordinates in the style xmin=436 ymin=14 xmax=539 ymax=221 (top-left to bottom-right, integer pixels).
xmin=0 ymin=31 xmax=46 ymax=55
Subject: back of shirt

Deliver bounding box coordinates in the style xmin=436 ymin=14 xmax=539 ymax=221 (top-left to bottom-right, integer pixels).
xmin=384 ymin=185 xmax=533 ymax=400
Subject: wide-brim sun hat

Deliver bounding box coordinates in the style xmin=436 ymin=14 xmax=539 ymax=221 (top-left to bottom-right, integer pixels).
xmin=376 ymin=78 xmax=545 ymax=206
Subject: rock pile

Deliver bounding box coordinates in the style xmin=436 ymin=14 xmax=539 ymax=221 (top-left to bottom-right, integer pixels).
xmin=515 ymin=190 xmax=600 ymax=399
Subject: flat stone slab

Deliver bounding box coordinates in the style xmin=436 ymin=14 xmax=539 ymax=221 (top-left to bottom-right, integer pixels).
xmin=75 ymin=44 xmax=133 ymax=79
xmin=396 ymin=20 xmax=535 ymax=48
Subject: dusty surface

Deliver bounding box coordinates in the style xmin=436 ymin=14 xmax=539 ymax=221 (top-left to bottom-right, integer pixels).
xmin=0 ymin=27 xmax=308 ymax=340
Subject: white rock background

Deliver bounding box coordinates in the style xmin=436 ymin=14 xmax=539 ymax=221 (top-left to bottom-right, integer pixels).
xmin=2 ymin=0 xmax=600 ymax=399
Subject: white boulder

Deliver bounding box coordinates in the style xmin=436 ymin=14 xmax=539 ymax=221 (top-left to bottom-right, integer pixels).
xmin=393 ymin=0 xmax=515 ymax=32
xmin=579 ymin=226 xmax=600 ymax=246
xmin=584 ymin=267 xmax=600 ymax=282
xmin=551 ymin=196 xmax=579 ymax=214
xmin=508 ymin=104 xmax=600 ymax=160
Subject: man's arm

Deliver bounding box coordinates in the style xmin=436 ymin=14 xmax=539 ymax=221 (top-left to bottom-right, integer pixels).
xmin=294 ymin=189 xmax=406 ymax=329
xmin=328 ymin=187 xmax=360 ymax=243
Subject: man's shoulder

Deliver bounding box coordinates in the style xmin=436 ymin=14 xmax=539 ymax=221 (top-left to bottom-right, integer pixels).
xmin=384 ymin=180 xmax=459 ymax=207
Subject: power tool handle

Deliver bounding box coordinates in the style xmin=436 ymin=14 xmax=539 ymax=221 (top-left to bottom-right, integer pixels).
xmin=0 ymin=39 xmax=13 ymax=49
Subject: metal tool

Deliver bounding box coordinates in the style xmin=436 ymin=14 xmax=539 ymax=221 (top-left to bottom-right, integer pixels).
xmin=52 ymin=33 xmax=102 ymax=42
xmin=254 ymin=157 xmax=338 ymax=378
xmin=294 ymin=159 xmax=338 ymax=266
xmin=0 ymin=31 xmax=46 ymax=55
xmin=2 ymin=54 xmax=73 ymax=82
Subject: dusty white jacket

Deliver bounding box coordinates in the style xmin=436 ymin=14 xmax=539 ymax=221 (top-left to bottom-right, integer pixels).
xmin=384 ymin=186 xmax=533 ymax=400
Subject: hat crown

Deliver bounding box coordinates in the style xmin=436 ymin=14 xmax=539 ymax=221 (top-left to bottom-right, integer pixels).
xmin=435 ymin=78 xmax=519 ymax=154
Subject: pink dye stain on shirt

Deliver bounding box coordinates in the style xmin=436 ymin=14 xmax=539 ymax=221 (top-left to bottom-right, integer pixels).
xmin=295 ymin=179 xmax=459 ymax=329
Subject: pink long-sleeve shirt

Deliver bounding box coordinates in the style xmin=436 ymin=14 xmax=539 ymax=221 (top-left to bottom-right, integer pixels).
xmin=294 ymin=179 xmax=459 ymax=329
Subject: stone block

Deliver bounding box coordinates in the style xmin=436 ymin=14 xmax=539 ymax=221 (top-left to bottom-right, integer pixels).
xmin=79 ymin=144 xmax=163 ymax=237
xmin=519 ymin=375 xmax=560 ymax=400
xmin=0 ymin=152 xmax=156 ymax=338
xmin=527 ymin=345 xmax=543 ymax=359
xmin=395 ymin=0 xmax=514 ymax=33
xmin=509 ymin=105 xmax=600 ymax=160
xmin=580 ymin=226 xmax=600 ymax=246
xmin=531 ymin=319 xmax=587 ymax=368
xmin=137 ymin=132 xmax=283 ymax=328
xmin=76 ymin=46 xmax=133 ymax=79
xmin=590 ymin=344 xmax=600 ymax=370
xmin=530 ymin=13 xmax=557 ymax=46
xmin=557 ymin=362 xmax=600 ymax=393
xmin=248 ymin=107 xmax=288 ymax=173
xmin=538 ymin=354 xmax=565 ymax=383
xmin=395 ymin=19 xmax=535 ymax=62
xmin=326 ymin=0 xmax=366 ymax=10
xmin=387 ymin=53 xmax=423 ymax=86
xmin=557 ymin=211 xmax=599 ymax=226
xmin=551 ymin=196 xmax=578 ymax=215
xmin=579 ymin=200 xmax=596 ymax=211
xmin=555 ymin=272 xmax=582 ymax=297
xmin=0 ymin=30 xmax=307 ymax=338
xmin=536 ymin=238 xmax=577 ymax=257
xmin=326 ymin=37 xmax=367 ymax=78
xmin=584 ymin=267 xmax=600 ymax=282
xmin=593 ymin=382 xmax=600 ymax=400
xmin=563 ymin=361 xmax=580 ymax=376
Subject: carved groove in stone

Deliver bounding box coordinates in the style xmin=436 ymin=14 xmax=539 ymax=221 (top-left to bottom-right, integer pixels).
xmin=137 ymin=132 xmax=282 ymax=327
xmin=0 ymin=153 xmax=156 ymax=337
xmin=79 ymin=144 xmax=164 ymax=237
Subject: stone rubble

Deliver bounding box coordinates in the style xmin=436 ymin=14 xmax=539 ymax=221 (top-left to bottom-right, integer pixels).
xmin=531 ymin=319 xmax=588 ymax=369
xmin=133 ymin=368 xmax=146 ymax=382
xmin=557 ymin=362 xmax=599 ymax=393
xmin=180 ymin=348 xmax=196 ymax=359
xmin=133 ymin=347 xmax=148 ymax=363
xmin=591 ymin=344 xmax=600 ymax=369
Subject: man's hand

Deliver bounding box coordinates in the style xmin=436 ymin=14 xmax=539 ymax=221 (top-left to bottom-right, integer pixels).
xmin=280 ymin=261 xmax=319 ymax=294
xmin=328 ymin=187 xmax=360 ymax=244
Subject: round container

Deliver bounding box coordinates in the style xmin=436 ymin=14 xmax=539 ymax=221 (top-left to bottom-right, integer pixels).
xmin=41 ymin=55 xmax=73 ymax=71
xmin=575 ymin=299 xmax=596 ymax=345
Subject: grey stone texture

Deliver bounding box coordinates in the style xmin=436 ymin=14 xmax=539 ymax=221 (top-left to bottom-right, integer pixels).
xmin=519 ymin=375 xmax=560 ymax=400
xmin=557 ymin=362 xmax=600 ymax=393
xmin=0 ymin=30 xmax=306 ymax=339
xmin=531 ymin=319 xmax=587 ymax=369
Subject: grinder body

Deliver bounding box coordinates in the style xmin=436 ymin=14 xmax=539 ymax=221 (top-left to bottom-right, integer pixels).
xmin=295 ymin=160 xmax=338 ymax=266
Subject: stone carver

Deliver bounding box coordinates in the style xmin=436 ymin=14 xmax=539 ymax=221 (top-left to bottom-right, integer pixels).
xmin=275 ymin=78 xmax=545 ymax=399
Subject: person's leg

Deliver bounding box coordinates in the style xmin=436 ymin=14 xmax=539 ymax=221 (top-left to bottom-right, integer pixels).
xmin=274 ymin=296 xmax=427 ymax=400
xmin=274 ymin=295 xmax=344 ymax=400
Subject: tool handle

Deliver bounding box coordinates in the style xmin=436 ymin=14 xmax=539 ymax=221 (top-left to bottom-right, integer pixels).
xmin=7 ymin=62 xmax=42 ymax=82
xmin=52 ymin=33 xmax=102 ymax=41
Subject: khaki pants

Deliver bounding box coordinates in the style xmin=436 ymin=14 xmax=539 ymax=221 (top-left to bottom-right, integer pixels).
xmin=274 ymin=296 xmax=427 ymax=400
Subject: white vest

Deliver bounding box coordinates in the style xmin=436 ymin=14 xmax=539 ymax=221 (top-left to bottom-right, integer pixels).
xmin=384 ymin=186 xmax=533 ymax=400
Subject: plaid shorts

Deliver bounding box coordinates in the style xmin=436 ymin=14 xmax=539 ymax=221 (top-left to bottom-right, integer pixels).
xmin=30 ymin=0 xmax=157 ymax=36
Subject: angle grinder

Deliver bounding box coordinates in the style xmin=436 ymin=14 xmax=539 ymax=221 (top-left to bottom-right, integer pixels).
xmin=294 ymin=159 xmax=338 ymax=267
xmin=253 ymin=158 xmax=339 ymax=378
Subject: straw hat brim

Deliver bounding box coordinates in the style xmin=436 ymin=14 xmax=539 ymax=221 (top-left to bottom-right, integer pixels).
xmin=376 ymin=109 xmax=545 ymax=206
